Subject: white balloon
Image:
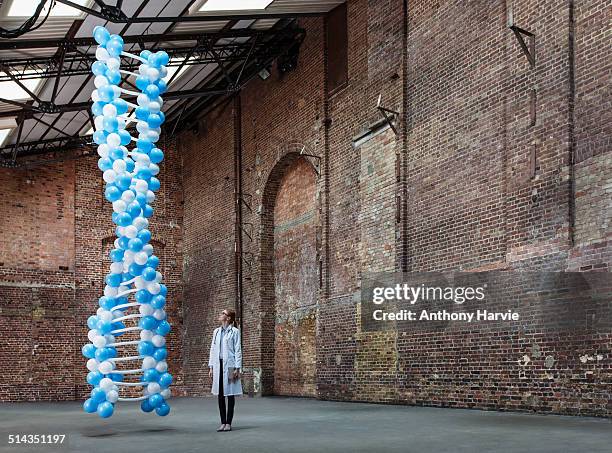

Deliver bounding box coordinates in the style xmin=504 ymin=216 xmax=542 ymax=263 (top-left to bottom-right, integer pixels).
xmin=96 ymin=307 xmax=105 ymax=317
xmin=148 ymin=102 xmax=160 ymax=113
xmin=112 ymin=86 xmax=121 ymax=97
xmin=125 ymin=225 xmax=138 ymax=238
xmin=147 ymin=67 xmax=160 ymax=81
xmin=103 ymin=103 xmax=117 ymax=117
xmin=117 ymin=118 xmax=126 ymax=130
xmin=161 ymin=388 xmax=171 ymax=399
xmin=100 ymin=377 xmax=114 ymax=390
xmin=107 ymin=133 xmax=121 ymax=147
xmin=110 ymin=262 xmax=123 ymax=274
xmin=153 ymin=309 xmax=166 ymax=321
xmin=135 ymin=180 xmax=148 ymax=193
xmin=139 ymin=64 xmax=150 ymax=76
xmin=135 ymin=276 xmax=147 ymax=288
xmin=99 ymin=310 xmax=113 ymax=322
xmin=146 ymin=191 xmax=155 ymax=204
xmin=94 ymin=75 xmax=109 ymax=88
xmin=86 ymin=359 xmax=99 ymax=372
xmin=93 ymin=335 xmax=106 ymax=348
xmin=133 ymin=216 xmax=148 ymax=230
xmin=103 ymin=169 xmax=117 ymax=183
xmin=104 ymin=286 xmax=118 ymax=297
xmin=147 ymin=382 xmax=161 ymax=394
xmin=121 ymin=189 xmax=135 ymax=203
xmin=140 ymin=329 xmax=154 ymax=341
xmin=147 ymin=130 xmax=159 ymax=142
xmin=136 ymin=121 xmax=149 ymax=134
xmin=123 ymin=250 xmax=134 ymax=260
xmin=155 ymin=271 xmax=163 ymax=283
xmin=95 ymin=47 xmax=110 ymax=61
xmin=104 ymin=334 xmax=115 ymax=344
xmin=148 ymin=282 xmax=161 ymax=295
xmin=97 ymin=143 xmax=109 ymax=158
xmin=106 ymin=57 xmax=120 ymax=70
xmin=112 ymin=200 xmax=127 ymax=213
xmin=116 ymin=226 xmax=125 ymax=237
xmin=149 ymin=164 xmax=160 ymax=176
xmin=91 ymin=89 xmax=100 ymax=102
xmin=99 ymin=361 xmax=114 ymax=374
xmin=106 ymin=390 xmax=119 ymax=403
xmin=135 ymin=252 xmax=149 ymax=266
xmin=117 ymin=285 xmax=128 ymax=295
xmin=155 ymin=361 xmax=168 ymax=373
xmin=139 ymin=304 xmax=154 ymax=316
xmin=142 ymin=244 xmax=154 ymax=256
xmin=94 ymin=116 xmax=104 ymax=131
xmin=112 ymin=310 xmax=124 ymax=319
xmin=88 ymin=329 xmax=100 ymax=342
xmin=136 ymin=153 xmax=150 ymax=165
xmin=142 ymin=356 xmax=156 ymax=370
xmin=159 ymin=67 xmax=168 ymax=78
xmin=152 ymin=335 xmax=165 ymax=347
xmin=112 ymin=159 xmax=126 ymax=173
xmin=137 ymin=93 xmax=149 ymax=106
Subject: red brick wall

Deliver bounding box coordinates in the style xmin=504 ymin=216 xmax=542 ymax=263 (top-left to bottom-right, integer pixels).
xmin=273 ymin=158 xmax=318 ymax=396
xmin=180 ymin=1 xmax=610 ymax=416
xmin=0 ymin=137 xmax=184 ymax=402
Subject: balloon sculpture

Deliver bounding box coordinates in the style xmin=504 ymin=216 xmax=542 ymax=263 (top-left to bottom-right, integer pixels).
xmin=82 ymin=26 xmax=172 ymax=418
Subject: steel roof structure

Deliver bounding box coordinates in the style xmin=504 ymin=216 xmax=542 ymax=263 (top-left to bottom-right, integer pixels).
xmin=0 ymin=0 xmax=344 ymax=164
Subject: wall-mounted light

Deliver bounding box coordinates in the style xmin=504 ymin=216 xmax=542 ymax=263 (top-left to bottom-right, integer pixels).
xmin=258 ymin=67 xmax=271 ymax=80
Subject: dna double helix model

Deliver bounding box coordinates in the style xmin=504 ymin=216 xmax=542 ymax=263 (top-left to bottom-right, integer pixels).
xmin=81 ymin=26 xmax=173 ymax=418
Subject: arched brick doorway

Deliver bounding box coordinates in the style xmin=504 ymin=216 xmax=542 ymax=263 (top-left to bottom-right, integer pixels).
xmin=261 ymin=153 xmax=318 ymax=397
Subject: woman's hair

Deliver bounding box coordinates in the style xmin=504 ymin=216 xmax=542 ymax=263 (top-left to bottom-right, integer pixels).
xmin=224 ymin=308 xmax=239 ymax=328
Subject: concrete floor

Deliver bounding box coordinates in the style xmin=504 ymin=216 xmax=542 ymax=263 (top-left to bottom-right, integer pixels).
xmin=0 ymin=397 xmax=611 ymax=453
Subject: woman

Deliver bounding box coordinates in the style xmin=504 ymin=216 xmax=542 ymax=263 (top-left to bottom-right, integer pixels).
xmin=208 ymin=308 xmax=242 ymax=432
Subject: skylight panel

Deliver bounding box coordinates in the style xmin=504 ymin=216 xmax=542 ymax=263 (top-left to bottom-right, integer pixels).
xmin=164 ymin=58 xmax=194 ymax=85
xmin=199 ymin=0 xmax=274 ymax=12
xmin=7 ymin=0 xmax=90 ymax=17
xmin=0 ymin=129 xmax=12 ymax=147
xmin=0 ymin=71 xmax=43 ymax=101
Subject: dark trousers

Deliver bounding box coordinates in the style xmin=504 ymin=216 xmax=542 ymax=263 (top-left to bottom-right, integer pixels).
xmin=218 ymin=359 xmax=235 ymax=425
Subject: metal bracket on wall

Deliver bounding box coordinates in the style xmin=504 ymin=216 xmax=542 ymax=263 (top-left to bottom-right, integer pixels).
xmin=508 ymin=9 xmax=536 ymax=68
xmin=239 ymin=193 xmax=253 ymax=212
xmin=299 ymin=152 xmax=321 ymax=176
xmin=376 ymin=94 xmax=399 ymax=136
xmin=240 ymin=222 xmax=254 ymax=242
xmin=241 ymin=252 xmax=254 ymax=269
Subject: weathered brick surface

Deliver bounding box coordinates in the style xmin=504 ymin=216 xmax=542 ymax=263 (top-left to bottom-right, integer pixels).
xmin=180 ymin=1 xmax=610 ymax=417
xmin=1 ymin=138 xmax=184 ymax=401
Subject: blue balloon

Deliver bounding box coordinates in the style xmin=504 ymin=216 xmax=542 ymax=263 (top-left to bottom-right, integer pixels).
xmin=127 ymin=201 xmax=141 ymax=217
xmin=87 ymin=371 xmax=103 ymax=386
xmin=149 ymin=148 xmax=164 ymax=164
xmin=137 ymin=167 xmax=151 ymax=180
xmin=92 ymin=101 xmax=105 ymax=116
xmin=135 ymin=290 xmax=151 ymax=304
xmin=151 ymin=295 xmax=165 ymax=309
xmin=156 ymin=79 xmax=167 ymax=95
xmin=126 ymin=159 xmax=135 ymax=172
xmin=135 ymin=76 xmax=149 ymax=91
xmin=135 ymin=192 xmax=147 ymax=206
xmin=97 ymin=401 xmax=114 ymax=418
xmin=98 ymin=85 xmax=115 ymax=102
xmin=108 ymin=373 xmax=123 ymax=382
xmin=110 ymin=248 xmax=124 ymax=262
xmin=138 ymin=230 xmax=151 ymax=244
xmin=156 ymin=402 xmax=170 ymax=416
xmin=149 ymin=177 xmax=160 ymax=191
xmin=159 ymin=284 xmax=167 ymax=296
xmin=145 ymin=84 xmax=160 ymax=99
xmin=147 ymin=114 xmax=162 ymax=129
xmin=135 ymin=106 xmax=150 ymax=121
xmin=143 ymin=369 xmax=160 ymax=382
xmin=143 ymin=205 xmax=154 ymax=218
xmin=146 ymin=255 xmax=159 ymax=269
xmin=140 ymin=50 xmax=152 ymax=59
xmin=106 ymin=38 xmax=123 ymax=58
xmin=157 ymin=51 xmax=170 ymax=66
xmin=142 ymin=267 xmax=157 ymax=281
xmin=87 ymin=315 xmax=99 ymax=330
xmin=118 ymin=129 xmax=131 ymax=146
xmin=104 ymin=185 xmax=121 ymax=202
xmin=118 ymin=236 xmax=130 ymax=249
xmin=116 ymin=175 xmax=131 ymax=191
xmin=148 ymin=53 xmax=161 ymax=68
xmin=91 ymin=387 xmax=106 ymax=403
xmin=139 ymin=316 xmax=157 ymax=330
xmin=95 ymin=347 xmax=109 ymax=362
xmin=92 ymin=61 xmax=107 ymax=77
xmin=137 ymin=138 xmax=153 ymax=153
xmin=158 ymin=373 xmax=173 ymax=388
xmin=99 ymin=296 xmax=115 ymax=311
xmin=82 ymin=343 xmax=96 ymax=359
xmin=117 ymin=212 xmax=132 ymax=227
xmin=111 ymin=321 xmax=125 ymax=333
xmin=103 ymin=116 xmax=118 ymax=133
xmin=106 ymin=69 xmax=121 ymax=85
xmin=153 ymin=348 xmax=167 ymax=361
xmin=83 ymin=398 xmax=98 ymax=413
xmin=148 ymin=393 xmax=163 ymax=409
xmin=128 ymin=263 xmax=144 ymax=277
xmin=141 ymin=399 xmax=154 ymax=413
xmin=112 ymin=98 xmax=128 ymax=115
xmin=128 ymin=238 xmax=143 ymax=252
xmin=98 ymin=157 xmax=112 ymax=172
xmin=93 ymin=130 xmax=108 ymax=145
xmin=156 ymin=320 xmax=171 ymax=336
xmin=138 ymin=341 xmax=154 ymax=356
xmin=97 ymin=320 xmax=112 ymax=335
xmin=105 ymin=273 xmax=122 ymax=287
xmin=93 ymin=26 xmax=110 ymax=45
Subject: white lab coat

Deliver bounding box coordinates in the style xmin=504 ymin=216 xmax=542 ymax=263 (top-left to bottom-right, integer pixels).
xmin=208 ymin=325 xmax=243 ymax=396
